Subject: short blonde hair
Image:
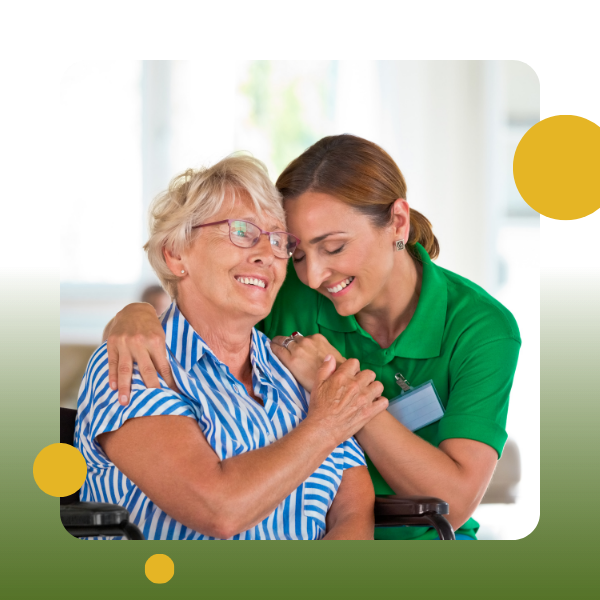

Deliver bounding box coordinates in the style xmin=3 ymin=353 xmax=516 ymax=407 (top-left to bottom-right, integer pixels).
xmin=144 ymin=153 xmax=285 ymax=298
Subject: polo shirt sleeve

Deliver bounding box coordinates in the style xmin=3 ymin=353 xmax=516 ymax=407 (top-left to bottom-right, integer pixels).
xmin=438 ymin=336 xmax=521 ymax=457
xmin=339 ymin=436 xmax=367 ymax=469
xmin=81 ymin=346 xmax=199 ymax=460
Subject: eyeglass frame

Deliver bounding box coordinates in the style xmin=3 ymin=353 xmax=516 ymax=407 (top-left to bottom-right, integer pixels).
xmin=191 ymin=219 xmax=301 ymax=259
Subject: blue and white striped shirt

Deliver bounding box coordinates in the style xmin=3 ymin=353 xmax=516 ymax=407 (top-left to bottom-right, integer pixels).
xmin=75 ymin=302 xmax=366 ymax=540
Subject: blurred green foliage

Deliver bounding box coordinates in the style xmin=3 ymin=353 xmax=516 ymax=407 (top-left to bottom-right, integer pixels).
xmin=240 ymin=61 xmax=336 ymax=176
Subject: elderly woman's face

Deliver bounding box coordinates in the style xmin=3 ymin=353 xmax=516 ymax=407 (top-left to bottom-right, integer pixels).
xmin=177 ymin=192 xmax=288 ymax=323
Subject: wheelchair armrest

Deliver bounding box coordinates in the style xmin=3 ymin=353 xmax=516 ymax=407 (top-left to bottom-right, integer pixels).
xmin=374 ymin=495 xmax=455 ymax=540
xmin=60 ymin=501 xmax=144 ymax=540
xmin=375 ymin=495 xmax=449 ymax=517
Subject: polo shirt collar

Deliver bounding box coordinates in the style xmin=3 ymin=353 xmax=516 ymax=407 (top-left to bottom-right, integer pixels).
xmin=316 ymin=243 xmax=447 ymax=359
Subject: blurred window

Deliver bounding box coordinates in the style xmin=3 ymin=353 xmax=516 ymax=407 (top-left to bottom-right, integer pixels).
xmin=166 ymin=60 xmax=338 ymax=183
xmin=60 ymin=61 xmax=143 ymax=284
xmin=504 ymin=61 xmax=540 ymax=218
xmin=235 ymin=61 xmax=337 ymax=176
xmin=61 ymin=61 xmax=341 ymax=342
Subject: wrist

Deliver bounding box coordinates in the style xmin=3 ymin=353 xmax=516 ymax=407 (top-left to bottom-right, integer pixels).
xmin=298 ymin=415 xmax=340 ymax=455
xmin=354 ymin=409 xmax=388 ymax=444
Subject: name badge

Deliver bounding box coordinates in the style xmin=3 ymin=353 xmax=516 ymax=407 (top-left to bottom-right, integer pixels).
xmin=387 ymin=380 xmax=445 ymax=432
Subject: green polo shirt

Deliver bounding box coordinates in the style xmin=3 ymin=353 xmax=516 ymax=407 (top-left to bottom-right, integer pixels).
xmin=259 ymin=243 xmax=521 ymax=540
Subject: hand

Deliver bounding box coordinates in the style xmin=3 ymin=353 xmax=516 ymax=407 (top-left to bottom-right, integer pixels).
xmin=106 ymin=303 xmax=178 ymax=405
xmin=307 ymin=356 xmax=388 ymax=447
xmin=271 ymin=333 xmax=346 ymax=392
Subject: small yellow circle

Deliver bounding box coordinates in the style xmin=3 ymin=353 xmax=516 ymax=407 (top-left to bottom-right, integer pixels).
xmin=33 ymin=443 xmax=87 ymax=497
xmin=513 ymin=115 xmax=600 ymax=220
xmin=145 ymin=554 xmax=174 ymax=584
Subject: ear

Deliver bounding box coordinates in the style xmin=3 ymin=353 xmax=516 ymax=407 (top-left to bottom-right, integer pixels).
xmin=390 ymin=198 xmax=411 ymax=241
xmin=163 ymin=246 xmax=186 ymax=278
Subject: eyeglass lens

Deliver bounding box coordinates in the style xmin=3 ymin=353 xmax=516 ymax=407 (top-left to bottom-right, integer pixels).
xmin=229 ymin=220 xmax=297 ymax=258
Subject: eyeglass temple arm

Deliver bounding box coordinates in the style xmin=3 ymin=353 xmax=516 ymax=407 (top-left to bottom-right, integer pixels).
xmin=191 ymin=220 xmax=231 ymax=230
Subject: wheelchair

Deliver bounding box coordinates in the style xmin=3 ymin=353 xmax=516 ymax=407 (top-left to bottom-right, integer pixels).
xmin=60 ymin=407 xmax=455 ymax=540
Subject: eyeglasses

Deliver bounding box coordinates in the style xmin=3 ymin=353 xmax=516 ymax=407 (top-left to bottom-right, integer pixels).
xmin=192 ymin=219 xmax=300 ymax=259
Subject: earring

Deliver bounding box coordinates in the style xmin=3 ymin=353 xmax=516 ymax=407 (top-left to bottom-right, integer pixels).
xmin=181 ymin=270 xmax=185 ymax=274
xmin=394 ymin=239 xmax=405 ymax=251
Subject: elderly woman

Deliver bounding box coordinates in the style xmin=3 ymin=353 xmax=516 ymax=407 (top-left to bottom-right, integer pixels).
xmin=74 ymin=154 xmax=388 ymax=540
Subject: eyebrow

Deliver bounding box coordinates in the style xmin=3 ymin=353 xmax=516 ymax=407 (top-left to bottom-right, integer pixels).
xmin=308 ymin=231 xmax=347 ymax=244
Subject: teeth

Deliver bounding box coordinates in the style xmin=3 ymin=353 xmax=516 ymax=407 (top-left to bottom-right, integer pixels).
xmin=327 ymin=277 xmax=354 ymax=293
xmin=236 ymin=277 xmax=266 ymax=288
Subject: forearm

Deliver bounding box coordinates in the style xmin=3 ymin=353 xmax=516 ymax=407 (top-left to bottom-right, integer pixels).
xmin=322 ymin=466 xmax=374 ymax=540
xmin=205 ymin=419 xmax=339 ymax=537
xmin=322 ymin=513 xmax=374 ymax=540
xmin=102 ymin=414 xmax=340 ymax=539
xmin=355 ymin=412 xmax=488 ymax=529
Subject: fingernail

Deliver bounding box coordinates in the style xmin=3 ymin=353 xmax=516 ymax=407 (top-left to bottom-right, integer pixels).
xmin=110 ymin=382 xmax=117 ymax=390
xmin=119 ymin=395 xmax=129 ymax=405
xmin=324 ymin=354 xmax=332 ymax=362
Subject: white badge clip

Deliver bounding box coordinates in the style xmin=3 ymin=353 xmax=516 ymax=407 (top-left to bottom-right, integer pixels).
xmin=388 ymin=374 xmax=445 ymax=432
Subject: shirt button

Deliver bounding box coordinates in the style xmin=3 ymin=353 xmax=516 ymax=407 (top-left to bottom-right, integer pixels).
xmin=233 ymin=384 xmax=240 ymax=393
xmin=268 ymin=434 xmax=275 ymax=443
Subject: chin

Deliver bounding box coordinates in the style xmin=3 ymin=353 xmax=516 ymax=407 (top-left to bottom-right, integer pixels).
xmin=332 ymin=298 xmax=358 ymax=317
xmin=247 ymin=300 xmax=275 ymax=320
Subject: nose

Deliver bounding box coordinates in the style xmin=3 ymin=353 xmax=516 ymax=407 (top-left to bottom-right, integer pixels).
xmin=306 ymin=255 xmax=330 ymax=290
xmin=249 ymin=233 xmax=276 ymax=266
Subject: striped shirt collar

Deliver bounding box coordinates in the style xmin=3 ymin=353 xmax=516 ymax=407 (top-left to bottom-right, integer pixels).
xmin=160 ymin=302 xmax=272 ymax=379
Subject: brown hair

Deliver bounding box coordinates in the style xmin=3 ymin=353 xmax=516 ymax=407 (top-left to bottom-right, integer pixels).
xmin=276 ymin=134 xmax=439 ymax=260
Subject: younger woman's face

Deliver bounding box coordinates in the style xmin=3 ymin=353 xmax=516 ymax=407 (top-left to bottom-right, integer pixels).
xmin=285 ymin=192 xmax=403 ymax=317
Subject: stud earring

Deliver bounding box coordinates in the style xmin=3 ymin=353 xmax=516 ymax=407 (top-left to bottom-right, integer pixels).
xmin=394 ymin=239 xmax=405 ymax=251
xmin=181 ymin=270 xmax=185 ymax=274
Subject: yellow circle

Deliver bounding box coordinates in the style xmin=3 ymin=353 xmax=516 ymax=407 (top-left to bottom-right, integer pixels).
xmin=33 ymin=443 xmax=87 ymax=497
xmin=145 ymin=554 xmax=174 ymax=584
xmin=513 ymin=115 xmax=600 ymax=220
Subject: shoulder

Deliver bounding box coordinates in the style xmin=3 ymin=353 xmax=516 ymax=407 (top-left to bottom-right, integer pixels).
xmin=252 ymin=328 xmax=310 ymax=407
xmin=78 ymin=341 xmax=195 ymax=418
xmin=77 ymin=346 xmax=198 ymax=451
xmin=436 ymin=263 xmax=521 ymax=346
xmin=78 ymin=342 xmax=168 ymax=399
xmin=253 ymin=328 xmax=298 ymax=384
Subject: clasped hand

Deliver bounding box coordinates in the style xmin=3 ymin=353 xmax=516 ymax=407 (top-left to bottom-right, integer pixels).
xmin=272 ymin=334 xmax=387 ymax=443
xmin=271 ymin=333 xmax=345 ymax=392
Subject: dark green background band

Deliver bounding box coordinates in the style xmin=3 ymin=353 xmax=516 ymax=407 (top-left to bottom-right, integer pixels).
xmin=2 ymin=273 xmax=597 ymax=599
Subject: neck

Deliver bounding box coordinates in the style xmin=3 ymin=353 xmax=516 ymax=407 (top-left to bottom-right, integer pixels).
xmin=355 ymin=253 xmax=423 ymax=349
xmin=175 ymin=293 xmax=255 ymax=384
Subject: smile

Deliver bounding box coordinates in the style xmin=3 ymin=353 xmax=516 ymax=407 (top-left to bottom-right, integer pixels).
xmin=327 ymin=276 xmax=354 ymax=294
xmin=235 ymin=276 xmax=267 ymax=289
